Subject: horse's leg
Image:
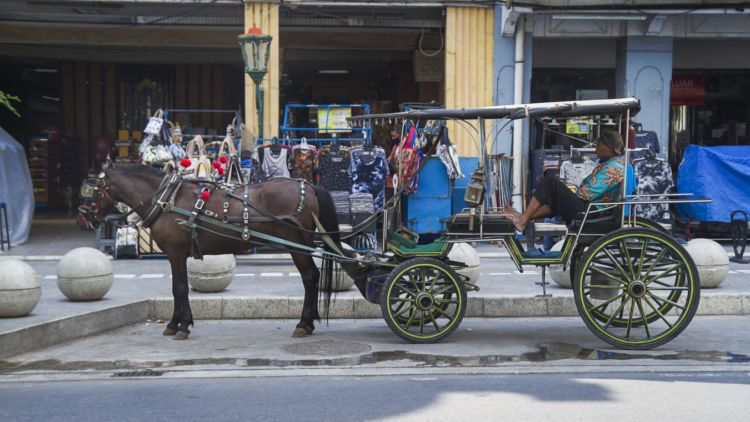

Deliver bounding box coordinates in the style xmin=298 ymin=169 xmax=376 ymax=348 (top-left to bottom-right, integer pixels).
xmin=291 ymin=252 xmax=320 ymax=338
xmin=163 ymin=254 xmax=193 ymax=340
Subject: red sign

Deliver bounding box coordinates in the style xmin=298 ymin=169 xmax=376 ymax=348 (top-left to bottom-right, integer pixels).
xmin=670 ymin=76 xmax=705 ymax=106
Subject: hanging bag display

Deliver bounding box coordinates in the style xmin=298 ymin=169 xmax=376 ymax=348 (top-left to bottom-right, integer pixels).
xmin=397 ymin=126 xmax=420 ymax=194
xmin=218 ymin=125 xmax=244 ymax=185
xmin=183 ymin=135 xmax=213 ymax=180
xmin=139 ymin=109 xmax=174 ymax=165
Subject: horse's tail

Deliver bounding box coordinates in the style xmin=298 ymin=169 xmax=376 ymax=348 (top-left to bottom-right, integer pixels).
xmin=313 ymin=185 xmax=342 ymax=319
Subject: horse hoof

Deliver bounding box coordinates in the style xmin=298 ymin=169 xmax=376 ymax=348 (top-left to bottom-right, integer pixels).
xmin=173 ymin=331 xmax=190 ymax=340
xmin=163 ymin=327 xmax=177 ymax=336
xmin=291 ymin=327 xmax=312 ymax=338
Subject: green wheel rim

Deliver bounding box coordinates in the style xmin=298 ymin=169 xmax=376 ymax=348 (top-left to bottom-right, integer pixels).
xmin=574 ymin=229 xmax=699 ymax=349
xmin=382 ymin=260 xmax=465 ymax=342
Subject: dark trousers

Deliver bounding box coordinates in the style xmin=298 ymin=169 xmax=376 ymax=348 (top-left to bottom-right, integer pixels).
xmin=533 ymin=174 xmax=589 ymax=224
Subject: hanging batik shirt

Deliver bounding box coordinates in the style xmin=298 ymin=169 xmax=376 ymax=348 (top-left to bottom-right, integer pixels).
xmin=318 ymin=146 xmax=352 ymax=192
xmin=560 ymin=159 xmax=599 ymax=186
xmin=290 ymin=146 xmax=317 ymax=183
xmin=577 ymin=156 xmax=625 ymax=203
xmin=349 ymin=145 xmax=388 ymax=210
xmin=262 ymin=147 xmax=290 ymax=179
xmin=634 ymin=158 xmax=673 ymax=221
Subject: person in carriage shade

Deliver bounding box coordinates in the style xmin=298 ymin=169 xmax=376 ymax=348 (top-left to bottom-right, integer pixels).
xmin=504 ymin=128 xmax=625 ymax=232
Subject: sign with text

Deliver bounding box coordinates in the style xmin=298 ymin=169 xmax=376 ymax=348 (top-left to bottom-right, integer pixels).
xmin=671 ymin=76 xmax=705 ymax=106
xmin=317 ymin=107 xmax=351 ymax=132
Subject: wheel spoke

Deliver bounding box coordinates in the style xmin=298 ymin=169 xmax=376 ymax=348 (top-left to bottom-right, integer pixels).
xmin=603 ymin=248 xmax=631 ymax=281
xmin=621 ymin=239 xmax=636 ymax=278
xmin=432 ymin=306 xmax=453 ymax=319
xmin=637 ymin=238 xmax=648 ymax=275
xmin=643 ymin=248 xmax=668 ymax=280
xmin=626 ymin=299 xmax=636 ymax=338
xmin=433 ymin=298 xmax=458 ymax=304
xmin=393 ymin=303 xmax=416 ymax=319
xmin=433 ymin=284 xmax=457 ymax=296
xmin=418 ymin=310 xmax=425 ymax=333
xmin=603 ymin=296 xmax=631 ymax=330
xmin=646 ymin=292 xmax=686 ymax=310
xmin=427 ymin=311 xmax=440 ymax=331
xmin=642 ymin=296 xmax=673 ymax=328
xmin=588 ymin=292 xmax=627 ymax=312
xmin=635 ymin=298 xmax=651 ymax=338
xmin=407 ymin=273 xmax=420 ymax=292
xmin=646 ymin=262 xmax=685 ymax=284
xmin=397 ymin=282 xmax=418 ymax=297
xmin=588 ymin=265 xmax=628 ymax=285
xmin=404 ymin=307 xmax=418 ymax=327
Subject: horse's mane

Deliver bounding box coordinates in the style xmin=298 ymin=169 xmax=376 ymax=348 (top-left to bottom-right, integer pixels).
xmin=115 ymin=164 xmax=166 ymax=178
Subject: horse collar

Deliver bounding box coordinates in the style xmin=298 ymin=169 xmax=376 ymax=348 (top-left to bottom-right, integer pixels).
xmin=294 ymin=180 xmax=307 ymax=217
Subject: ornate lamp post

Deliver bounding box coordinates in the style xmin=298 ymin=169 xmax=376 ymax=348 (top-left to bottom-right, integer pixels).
xmin=238 ymin=26 xmax=272 ymax=139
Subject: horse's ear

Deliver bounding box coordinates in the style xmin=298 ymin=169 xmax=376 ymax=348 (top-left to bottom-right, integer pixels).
xmin=103 ymin=153 xmax=114 ymax=169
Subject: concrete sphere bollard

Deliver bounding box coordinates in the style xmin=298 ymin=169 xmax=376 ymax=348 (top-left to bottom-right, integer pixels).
xmin=57 ymin=247 xmax=113 ymax=301
xmin=187 ymin=254 xmax=236 ymax=292
xmin=684 ymin=238 xmax=729 ymax=288
xmin=549 ymin=240 xmax=572 ymax=288
xmin=447 ymin=242 xmax=481 ymax=285
xmin=0 ymin=259 xmax=41 ymax=317
xmin=313 ymin=243 xmax=355 ymax=292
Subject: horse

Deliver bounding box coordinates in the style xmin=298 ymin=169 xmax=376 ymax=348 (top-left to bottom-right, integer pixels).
xmin=78 ymin=163 xmax=361 ymax=340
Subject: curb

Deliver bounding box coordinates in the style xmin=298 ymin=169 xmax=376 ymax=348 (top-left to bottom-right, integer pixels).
xmin=2 ymin=293 xmax=749 ymax=359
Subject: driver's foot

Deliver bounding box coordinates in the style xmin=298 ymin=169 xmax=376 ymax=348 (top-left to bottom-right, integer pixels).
xmin=502 ymin=204 xmax=520 ymax=216
xmin=510 ymin=214 xmax=527 ymax=233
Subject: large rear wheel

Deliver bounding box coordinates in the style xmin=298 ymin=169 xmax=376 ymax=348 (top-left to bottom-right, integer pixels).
xmin=573 ymin=228 xmax=700 ymax=350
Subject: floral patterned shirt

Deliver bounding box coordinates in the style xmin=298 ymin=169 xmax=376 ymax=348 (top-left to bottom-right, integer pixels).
xmin=577 ymin=156 xmax=625 ymax=203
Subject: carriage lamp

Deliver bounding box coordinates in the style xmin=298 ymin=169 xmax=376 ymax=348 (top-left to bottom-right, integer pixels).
xmin=464 ymin=166 xmax=486 ymax=230
xmin=238 ymin=25 xmax=272 ymax=139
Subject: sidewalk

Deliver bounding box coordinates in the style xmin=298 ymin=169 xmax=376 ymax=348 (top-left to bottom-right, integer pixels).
xmin=1 ymin=219 xmax=749 ymax=359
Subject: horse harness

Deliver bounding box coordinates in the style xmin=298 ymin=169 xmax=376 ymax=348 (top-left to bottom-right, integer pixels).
xmin=168 ymin=177 xmax=310 ymax=258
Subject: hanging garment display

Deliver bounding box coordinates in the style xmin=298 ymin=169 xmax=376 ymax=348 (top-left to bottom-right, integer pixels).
xmin=261 ymin=144 xmax=290 ymax=179
xmin=559 ymin=158 xmax=598 ymax=186
xmin=633 ymin=156 xmax=674 ymax=222
xmin=349 ymin=144 xmax=388 ymax=210
xmin=289 ymin=142 xmax=317 ymax=183
xmin=318 ymin=145 xmax=353 ymax=192
xmin=632 ymin=130 xmax=660 ymax=161
xmin=350 ymin=192 xmax=375 ymax=214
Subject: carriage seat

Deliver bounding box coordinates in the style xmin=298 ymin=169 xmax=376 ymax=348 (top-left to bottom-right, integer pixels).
xmin=387 ymin=229 xmax=451 ymax=258
xmin=568 ymin=163 xmax=635 ymax=235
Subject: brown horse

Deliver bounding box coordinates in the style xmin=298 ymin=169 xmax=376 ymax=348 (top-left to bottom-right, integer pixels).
xmin=78 ymin=163 xmax=359 ymax=340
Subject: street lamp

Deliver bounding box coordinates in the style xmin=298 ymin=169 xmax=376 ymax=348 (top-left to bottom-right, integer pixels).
xmin=238 ymin=26 xmax=272 ymax=139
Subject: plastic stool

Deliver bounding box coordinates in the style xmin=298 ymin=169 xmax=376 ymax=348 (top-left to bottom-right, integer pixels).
xmin=0 ymin=202 xmax=10 ymax=251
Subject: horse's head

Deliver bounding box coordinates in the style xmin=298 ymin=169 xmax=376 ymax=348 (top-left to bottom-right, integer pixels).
xmin=76 ymin=163 xmax=116 ymax=230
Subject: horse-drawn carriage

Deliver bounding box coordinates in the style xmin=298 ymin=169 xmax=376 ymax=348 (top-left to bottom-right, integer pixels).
xmin=79 ymin=98 xmax=709 ymax=350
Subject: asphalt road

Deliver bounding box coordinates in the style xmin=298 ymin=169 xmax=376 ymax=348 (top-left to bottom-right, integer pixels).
xmin=2 ymin=372 xmax=749 ymax=422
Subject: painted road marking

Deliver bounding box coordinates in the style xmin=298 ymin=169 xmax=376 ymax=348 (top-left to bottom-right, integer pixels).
xmin=114 ymin=274 xmax=136 ymax=279
xmin=139 ymin=274 xmax=164 ymax=279
xmin=489 ymin=272 xmax=511 ymax=276
xmin=235 ymin=273 xmax=256 ymax=277
xmin=514 ymin=270 xmax=538 ymax=275
xmin=288 ymin=272 xmax=300 ymax=277
xmin=261 ymin=272 xmax=283 ymax=277
xmin=43 ymin=275 xmax=57 ymax=280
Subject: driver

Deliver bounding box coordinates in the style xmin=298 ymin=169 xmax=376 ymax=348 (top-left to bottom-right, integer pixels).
xmin=503 ymin=128 xmax=625 ymax=232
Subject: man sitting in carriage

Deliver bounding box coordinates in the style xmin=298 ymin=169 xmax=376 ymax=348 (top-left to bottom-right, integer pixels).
xmin=503 ymin=128 xmax=625 ymax=232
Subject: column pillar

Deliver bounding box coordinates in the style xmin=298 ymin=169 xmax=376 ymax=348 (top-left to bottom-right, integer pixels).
xmin=243 ymin=1 xmax=279 ymax=141
xmin=616 ymin=37 xmax=673 ymax=157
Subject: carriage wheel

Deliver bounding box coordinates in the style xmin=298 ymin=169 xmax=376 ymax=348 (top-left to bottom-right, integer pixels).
xmin=380 ymin=258 xmax=467 ymax=344
xmin=573 ymin=228 xmax=700 ymax=350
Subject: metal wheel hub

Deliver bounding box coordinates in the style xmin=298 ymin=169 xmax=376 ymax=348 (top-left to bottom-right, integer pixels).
xmin=415 ymin=292 xmax=434 ymax=310
xmin=628 ymin=280 xmax=646 ymax=297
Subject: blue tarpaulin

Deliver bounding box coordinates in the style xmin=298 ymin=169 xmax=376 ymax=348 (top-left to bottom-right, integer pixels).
xmin=675 ymin=145 xmax=750 ymax=223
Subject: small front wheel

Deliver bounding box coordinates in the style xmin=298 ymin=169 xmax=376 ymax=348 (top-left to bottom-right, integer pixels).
xmin=380 ymin=258 xmax=467 ymax=343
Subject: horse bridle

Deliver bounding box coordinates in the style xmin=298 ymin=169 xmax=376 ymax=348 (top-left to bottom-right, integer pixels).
xmin=77 ymin=172 xmax=112 ymax=229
